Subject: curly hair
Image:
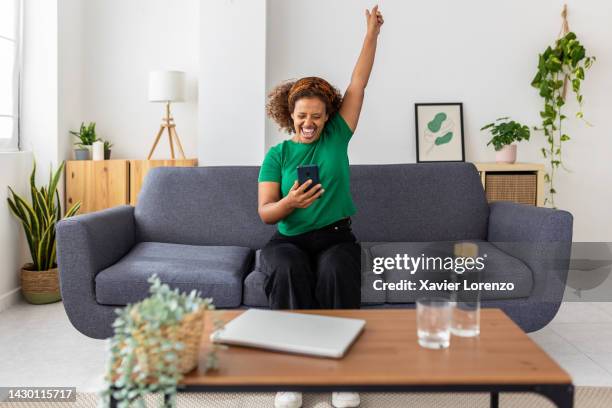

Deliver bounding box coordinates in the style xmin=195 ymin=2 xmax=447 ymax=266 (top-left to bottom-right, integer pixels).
xmin=266 ymin=77 xmax=343 ymax=134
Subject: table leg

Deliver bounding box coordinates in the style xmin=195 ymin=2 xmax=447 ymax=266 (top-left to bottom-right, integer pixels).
xmin=490 ymin=391 xmax=499 ymax=408
xmin=538 ymin=384 xmax=574 ymax=408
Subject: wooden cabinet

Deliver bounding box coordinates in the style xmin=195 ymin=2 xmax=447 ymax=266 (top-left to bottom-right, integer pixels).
xmin=474 ymin=162 xmax=545 ymax=207
xmin=65 ymin=159 xmax=197 ymax=213
xmin=65 ymin=160 xmax=129 ymax=213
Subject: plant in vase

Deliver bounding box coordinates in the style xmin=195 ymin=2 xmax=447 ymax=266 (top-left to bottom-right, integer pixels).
xmin=101 ymin=275 xmax=223 ymax=408
xmin=481 ymin=117 xmax=530 ymax=164
xmin=70 ymin=122 xmax=99 ymax=160
xmin=103 ymin=140 xmax=113 ymax=160
xmin=6 ymin=161 xmax=81 ymax=304
xmin=531 ymin=31 xmax=595 ymax=207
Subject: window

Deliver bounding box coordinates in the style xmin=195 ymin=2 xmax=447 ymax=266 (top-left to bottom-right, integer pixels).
xmin=0 ymin=0 xmax=21 ymax=151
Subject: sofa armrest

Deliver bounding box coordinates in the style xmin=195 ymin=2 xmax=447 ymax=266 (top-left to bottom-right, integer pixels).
xmin=56 ymin=205 xmax=135 ymax=338
xmin=488 ymin=201 xmax=573 ymax=301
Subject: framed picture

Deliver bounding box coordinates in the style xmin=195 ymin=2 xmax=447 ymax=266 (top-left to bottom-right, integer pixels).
xmin=415 ymin=103 xmax=465 ymax=162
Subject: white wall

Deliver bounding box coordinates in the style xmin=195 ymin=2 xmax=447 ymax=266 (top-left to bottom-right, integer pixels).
xmin=81 ymin=0 xmax=199 ymax=160
xmin=199 ymin=0 xmax=267 ymax=165
xmin=20 ymin=0 xmax=59 ymax=182
xmin=266 ymin=0 xmax=612 ymax=241
xmin=0 ymin=153 xmax=32 ymax=311
xmin=58 ymin=0 xmax=83 ymax=164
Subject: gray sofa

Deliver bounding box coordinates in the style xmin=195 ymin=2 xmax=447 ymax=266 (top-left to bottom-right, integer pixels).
xmin=56 ymin=163 xmax=573 ymax=339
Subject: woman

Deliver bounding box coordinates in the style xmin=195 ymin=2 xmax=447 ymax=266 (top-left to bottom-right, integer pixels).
xmin=258 ymin=5 xmax=383 ymax=408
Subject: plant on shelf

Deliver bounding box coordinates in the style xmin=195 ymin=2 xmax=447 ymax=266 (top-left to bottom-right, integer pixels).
xmin=70 ymin=122 xmax=99 ymax=160
xmin=6 ymin=161 xmax=81 ymax=304
xmin=101 ymin=275 xmax=222 ymax=408
xmin=103 ymin=140 xmax=113 ymax=160
xmin=531 ymin=31 xmax=595 ymax=207
xmin=481 ymin=117 xmax=530 ymax=164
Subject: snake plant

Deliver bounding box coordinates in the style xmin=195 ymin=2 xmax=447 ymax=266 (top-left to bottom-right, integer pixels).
xmin=6 ymin=161 xmax=81 ymax=271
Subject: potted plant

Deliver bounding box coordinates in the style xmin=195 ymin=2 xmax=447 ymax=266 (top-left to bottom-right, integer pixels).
xmin=103 ymin=140 xmax=113 ymax=160
xmin=480 ymin=117 xmax=530 ymax=164
xmin=101 ymin=275 xmax=222 ymax=408
xmin=70 ymin=122 xmax=99 ymax=160
xmin=6 ymin=161 xmax=81 ymax=304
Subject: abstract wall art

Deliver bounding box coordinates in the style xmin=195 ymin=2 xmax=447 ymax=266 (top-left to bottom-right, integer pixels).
xmin=415 ymin=103 xmax=465 ymax=162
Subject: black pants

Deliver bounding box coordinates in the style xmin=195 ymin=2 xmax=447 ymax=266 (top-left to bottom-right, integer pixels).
xmin=260 ymin=218 xmax=361 ymax=309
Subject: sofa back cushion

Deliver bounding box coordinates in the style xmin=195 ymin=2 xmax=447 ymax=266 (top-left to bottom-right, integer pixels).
xmin=350 ymin=163 xmax=488 ymax=242
xmin=135 ymin=166 xmax=275 ymax=249
xmin=135 ymin=163 xmax=489 ymax=247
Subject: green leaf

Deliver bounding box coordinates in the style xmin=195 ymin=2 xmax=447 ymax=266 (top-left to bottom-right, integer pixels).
xmin=47 ymin=161 xmax=65 ymax=208
xmin=560 ymin=134 xmax=570 ymax=142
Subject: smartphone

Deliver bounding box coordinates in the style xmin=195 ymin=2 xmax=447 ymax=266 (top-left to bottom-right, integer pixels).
xmin=297 ymin=164 xmax=320 ymax=192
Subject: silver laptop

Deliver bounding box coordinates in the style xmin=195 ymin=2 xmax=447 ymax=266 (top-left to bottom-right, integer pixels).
xmin=210 ymin=309 xmax=365 ymax=358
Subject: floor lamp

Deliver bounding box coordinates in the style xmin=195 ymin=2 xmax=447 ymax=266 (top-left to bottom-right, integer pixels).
xmin=147 ymin=70 xmax=186 ymax=159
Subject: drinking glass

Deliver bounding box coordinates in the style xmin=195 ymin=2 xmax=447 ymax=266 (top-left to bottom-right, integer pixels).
xmin=451 ymin=299 xmax=480 ymax=337
xmin=416 ymin=298 xmax=451 ymax=349
xmin=451 ymin=270 xmax=481 ymax=337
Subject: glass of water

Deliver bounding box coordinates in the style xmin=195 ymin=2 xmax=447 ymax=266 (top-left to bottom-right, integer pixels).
xmin=451 ymin=299 xmax=480 ymax=337
xmin=416 ymin=298 xmax=451 ymax=349
xmin=451 ymin=271 xmax=481 ymax=337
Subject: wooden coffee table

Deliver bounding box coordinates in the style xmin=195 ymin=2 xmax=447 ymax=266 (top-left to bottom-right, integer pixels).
xmin=181 ymin=309 xmax=574 ymax=407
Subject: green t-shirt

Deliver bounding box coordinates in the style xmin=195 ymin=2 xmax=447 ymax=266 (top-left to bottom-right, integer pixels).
xmin=258 ymin=113 xmax=356 ymax=236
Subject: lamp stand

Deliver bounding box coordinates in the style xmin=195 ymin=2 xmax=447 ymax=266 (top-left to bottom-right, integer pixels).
xmin=147 ymin=101 xmax=186 ymax=160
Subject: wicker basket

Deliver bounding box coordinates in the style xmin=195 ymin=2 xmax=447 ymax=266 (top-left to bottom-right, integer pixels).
xmin=171 ymin=307 xmax=206 ymax=373
xmin=113 ymin=306 xmax=206 ymax=380
xmin=20 ymin=265 xmax=62 ymax=304
xmin=485 ymin=173 xmax=537 ymax=206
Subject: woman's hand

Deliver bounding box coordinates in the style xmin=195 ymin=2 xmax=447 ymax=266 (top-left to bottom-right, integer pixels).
xmin=286 ymin=180 xmax=324 ymax=209
xmin=365 ymin=5 xmax=384 ymax=37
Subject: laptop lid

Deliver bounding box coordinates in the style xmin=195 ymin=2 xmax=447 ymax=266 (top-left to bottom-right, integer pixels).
xmin=211 ymin=309 xmax=365 ymax=359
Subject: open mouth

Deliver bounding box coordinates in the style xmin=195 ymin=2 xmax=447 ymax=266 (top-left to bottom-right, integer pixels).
xmin=301 ymin=126 xmax=316 ymax=140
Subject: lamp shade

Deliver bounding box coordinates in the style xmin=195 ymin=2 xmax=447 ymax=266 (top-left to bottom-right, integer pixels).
xmin=148 ymin=70 xmax=185 ymax=102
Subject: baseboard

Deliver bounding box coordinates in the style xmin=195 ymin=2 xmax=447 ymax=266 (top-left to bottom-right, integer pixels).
xmin=0 ymin=287 xmax=22 ymax=313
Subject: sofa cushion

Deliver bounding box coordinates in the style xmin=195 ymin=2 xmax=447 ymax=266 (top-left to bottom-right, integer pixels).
xmin=95 ymin=242 xmax=253 ymax=307
xmin=368 ymin=241 xmax=533 ymax=303
xmin=350 ymin=163 xmax=489 ymax=242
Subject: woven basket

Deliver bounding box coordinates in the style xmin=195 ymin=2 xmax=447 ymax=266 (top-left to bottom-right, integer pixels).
xmin=20 ymin=265 xmax=62 ymax=304
xmin=171 ymin=307 xmax=206 ymax=373
xmin=485 ymin=173 xmax=537 ymax=206
xmin=113 ymin=306 xmax=205 ymax=381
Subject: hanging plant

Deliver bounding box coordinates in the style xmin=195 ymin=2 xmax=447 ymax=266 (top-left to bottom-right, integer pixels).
xmin=531 ymin=30 xmax=595 ymax=207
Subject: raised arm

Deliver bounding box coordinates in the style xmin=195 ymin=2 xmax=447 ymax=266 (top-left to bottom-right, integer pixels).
xmin=339 ymin=5 xmax=384 ymax=132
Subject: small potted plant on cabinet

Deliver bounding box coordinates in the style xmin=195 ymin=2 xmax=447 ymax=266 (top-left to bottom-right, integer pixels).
xmin=103 ymin=140 xmax=113 ymax=160
xmin=70 ymin=122 xmax=99 ymax=160
xmin=481 ymin=117 xmax=531 ymax=163
xmin=6 ymin=161 xmax=81 ymax=304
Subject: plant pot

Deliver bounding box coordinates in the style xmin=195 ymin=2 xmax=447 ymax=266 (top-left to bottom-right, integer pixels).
xmin=20 ymin=265 xmax=62 ymax=304
xmin=74 ymin=148 xmax=90 ymax=160
xmin=104 ymin=149 xmax=111 ymax=160
xmin=495 ymin=144 xmax=517 ymax=164
xmin=111 ymin=307 xmax=205 ymax=381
